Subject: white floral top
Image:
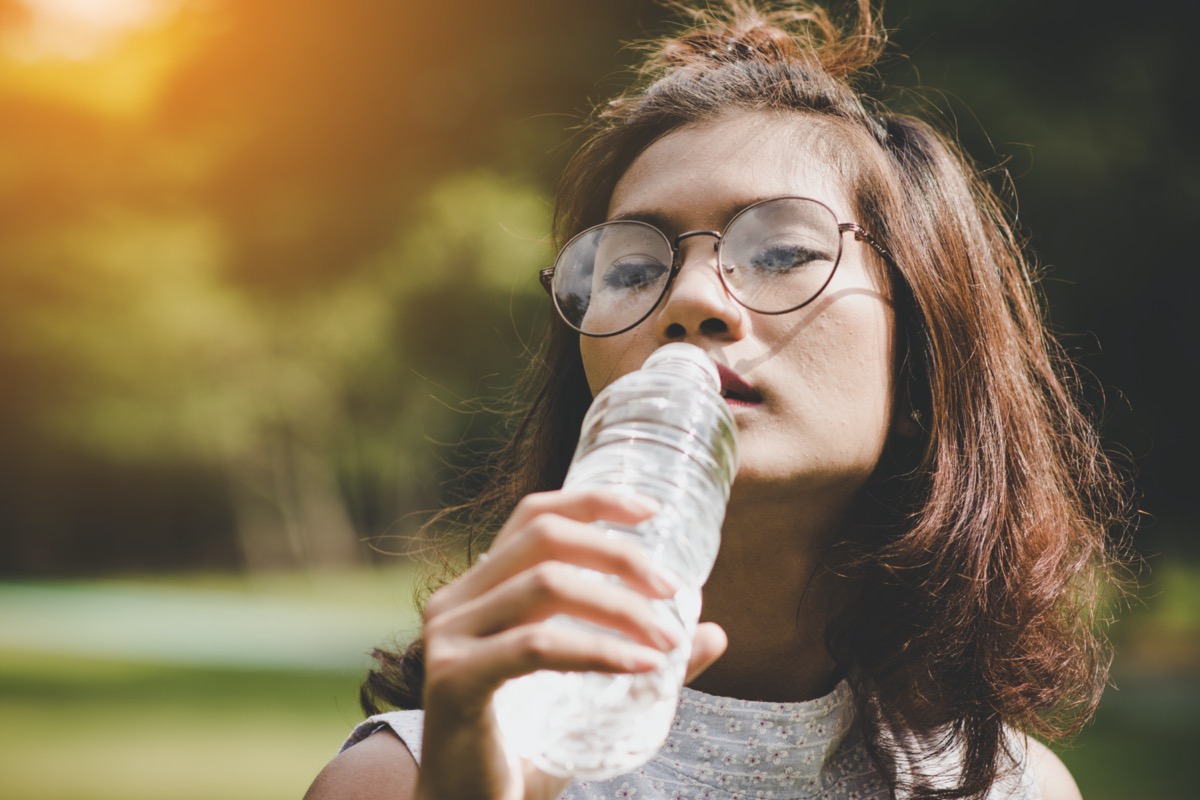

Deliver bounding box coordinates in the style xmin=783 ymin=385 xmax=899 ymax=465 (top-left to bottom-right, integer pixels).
xmin=342 ymin=682 xmax=1041 ymax=799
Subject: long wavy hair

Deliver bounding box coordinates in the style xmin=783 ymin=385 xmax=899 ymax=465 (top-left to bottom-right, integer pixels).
xmin=362 ymin=3 xmax=1130 ymax=798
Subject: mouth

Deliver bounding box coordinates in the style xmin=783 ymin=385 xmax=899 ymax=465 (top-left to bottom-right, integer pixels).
xmin=716 ymin=363 xmax=762 ymax=406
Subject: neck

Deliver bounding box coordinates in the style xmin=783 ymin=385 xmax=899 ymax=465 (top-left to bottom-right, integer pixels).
xmin=687 ymin=483 xmax=855 ymax=703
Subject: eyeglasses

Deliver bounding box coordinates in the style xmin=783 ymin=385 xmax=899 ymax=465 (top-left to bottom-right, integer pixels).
xmin=540 ymin=196 xmax=894 ymax=337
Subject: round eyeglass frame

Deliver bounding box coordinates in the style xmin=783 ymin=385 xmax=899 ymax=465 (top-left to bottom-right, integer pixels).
xmin=539 ymin=196 xmax=896 ymax=338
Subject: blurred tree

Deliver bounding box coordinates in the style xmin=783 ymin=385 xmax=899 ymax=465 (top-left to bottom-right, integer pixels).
xmin=0 ymin=0 xmax=1193 ymax=575
xmin=0 ymin=0 xmax=577 ymax=572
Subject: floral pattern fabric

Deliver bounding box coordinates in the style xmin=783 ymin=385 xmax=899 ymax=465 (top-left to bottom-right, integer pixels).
xmin=342 ymin=681 xmax=1039 ymax=800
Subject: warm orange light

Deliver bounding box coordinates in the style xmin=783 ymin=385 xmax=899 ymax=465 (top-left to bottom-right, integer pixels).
xmin=7 ymin=0 xmax=180 ymax=60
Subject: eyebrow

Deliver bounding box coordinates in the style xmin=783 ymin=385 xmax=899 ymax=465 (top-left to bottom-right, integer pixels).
xmin=607 ymin=196 xmax=798 ymax=233
xmin=607 ymin=210 xmax=676 ymax=231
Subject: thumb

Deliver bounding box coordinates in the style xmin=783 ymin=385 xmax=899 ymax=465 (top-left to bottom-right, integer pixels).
xmin=684 ymin=621 xmax=727 ymax=684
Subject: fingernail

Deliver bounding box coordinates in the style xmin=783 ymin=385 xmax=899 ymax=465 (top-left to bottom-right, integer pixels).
xmin=624 ymin=495 xmax=660 ymax=516
xmin=649 ymin=568 xmax=681 ymax=596
xmin=623 ymin=644 xmax=668 ymax=672
xmin=655 ymin=620 xmax=684 ymax=650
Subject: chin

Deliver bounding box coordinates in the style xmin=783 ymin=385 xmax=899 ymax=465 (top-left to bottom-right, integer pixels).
xmin=730 ymin=461 xmax=874 ymax=505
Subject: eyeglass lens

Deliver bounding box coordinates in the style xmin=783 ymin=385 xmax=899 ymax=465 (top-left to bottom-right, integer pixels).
xmin=551 ymin=197 xmax=843 ymax=336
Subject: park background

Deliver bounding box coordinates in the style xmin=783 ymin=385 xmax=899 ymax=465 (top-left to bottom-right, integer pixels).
xmin=0 ymin=1 xmax=1196 ymax=797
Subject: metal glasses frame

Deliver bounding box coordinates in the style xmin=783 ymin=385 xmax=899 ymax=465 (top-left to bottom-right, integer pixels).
xmin=538 ymin=196 xmax=896 ymax=338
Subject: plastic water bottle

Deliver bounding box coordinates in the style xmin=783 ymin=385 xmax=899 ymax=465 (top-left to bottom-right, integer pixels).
xmin=492 ymin=342 xmax=738 ymax=779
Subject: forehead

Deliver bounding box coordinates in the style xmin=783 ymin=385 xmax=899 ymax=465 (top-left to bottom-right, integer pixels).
xmin=608 ymin=112 xmax=857 ymax=226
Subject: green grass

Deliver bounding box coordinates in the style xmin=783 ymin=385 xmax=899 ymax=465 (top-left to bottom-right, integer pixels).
xmin=1055 ymin=557 xmax=1200 ymax=800
xmin=0 ymin=652 xmax=363 ymax=800
xmin=0 ymin=566 xmax=423 ymax=800
xmin=1059 ymin=675 xmax=1200 ymax=800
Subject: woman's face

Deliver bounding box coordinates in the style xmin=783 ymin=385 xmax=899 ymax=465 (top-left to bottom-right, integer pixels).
xmin=579 ymin=113 xmax=897 ymax=508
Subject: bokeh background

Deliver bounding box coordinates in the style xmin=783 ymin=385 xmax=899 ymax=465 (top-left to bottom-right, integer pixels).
xmin=1 ymin=1 xmax=1196 ymax=798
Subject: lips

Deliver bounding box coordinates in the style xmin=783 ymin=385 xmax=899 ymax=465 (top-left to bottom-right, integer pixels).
xmin=716 ymin=363 xmax=762 ymax=405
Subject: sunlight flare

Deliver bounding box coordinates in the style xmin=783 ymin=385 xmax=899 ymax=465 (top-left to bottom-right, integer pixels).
xmin=7 ymin=0 xmax=181 ymax=60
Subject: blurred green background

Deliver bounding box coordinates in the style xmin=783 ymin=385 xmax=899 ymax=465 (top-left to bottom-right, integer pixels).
xmin=0 ymin=1 xmax=1195 ymax=798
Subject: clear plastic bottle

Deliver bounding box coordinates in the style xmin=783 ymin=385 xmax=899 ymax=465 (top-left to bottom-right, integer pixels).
xmin=492 ymin=342 xmax=738 ymax=780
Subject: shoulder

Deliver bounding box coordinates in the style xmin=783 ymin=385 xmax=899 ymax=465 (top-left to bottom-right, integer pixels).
xmin=304 ymin=728 xmax=419 ymax=800
xmin=1024 ymin=738 xmax=1081 ymax=800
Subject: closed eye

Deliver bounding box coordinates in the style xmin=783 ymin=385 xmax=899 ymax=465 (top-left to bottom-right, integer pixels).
xmin=747 ymin=244 xmax=832 ymax=273
xmin=601 ymin=257 xmax=669 ymax=291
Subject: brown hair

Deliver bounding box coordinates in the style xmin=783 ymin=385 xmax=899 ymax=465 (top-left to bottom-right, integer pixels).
xmin=363 ymin=3 xmax=1130 ymax=797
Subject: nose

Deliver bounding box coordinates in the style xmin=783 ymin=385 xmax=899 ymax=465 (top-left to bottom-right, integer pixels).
xmin=653 ymin=238 xmax=748 ymax=343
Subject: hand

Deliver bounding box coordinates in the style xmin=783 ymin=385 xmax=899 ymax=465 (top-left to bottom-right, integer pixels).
xmin=415 ymin=489 xmax=727 ymax=800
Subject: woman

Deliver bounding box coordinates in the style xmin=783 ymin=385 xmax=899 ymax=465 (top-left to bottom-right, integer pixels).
xmin=306 ymin=2 xmax=1126 ymax=798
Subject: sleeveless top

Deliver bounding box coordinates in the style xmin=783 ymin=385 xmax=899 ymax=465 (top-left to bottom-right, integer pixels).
xmin=341 ymin=682 xmax=1042 ymax=799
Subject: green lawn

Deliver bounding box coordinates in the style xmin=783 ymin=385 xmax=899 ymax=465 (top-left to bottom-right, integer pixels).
xmin=1 ymin=559 xmax=1196 ymax=799
xmin=1056 ymin=557 xmax=1200 ymax=800
xmin=1060 ymin=671 xmax=1200 ymax=800
xmin=0 ymin=653 xmax=362 ymax=800
xmin=0 ymin=568 xmax=422 ymax=800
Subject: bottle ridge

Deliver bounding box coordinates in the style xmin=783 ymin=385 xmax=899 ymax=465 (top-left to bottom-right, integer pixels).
xmin=492 ymin=342 xmax=738 ymax=779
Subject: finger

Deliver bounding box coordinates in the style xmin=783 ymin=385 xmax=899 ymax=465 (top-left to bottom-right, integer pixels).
xmin=423 ymin=623 xmax=669 ymax=708
xmin=440 ymin=561 xmax=684 ymax=651
xmin=432 ymin=515 xmax=677 ymax=614
xmin=488 ymin=516 xmax=678 ymax=596
xmin=684 ymin=622 xmax=728 ymax=684
xmin=496 ymin=489 xmax=660 ymax=545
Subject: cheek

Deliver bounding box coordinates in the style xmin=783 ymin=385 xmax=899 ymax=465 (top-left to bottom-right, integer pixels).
xmin=579 ymin=335 xmax=649 ymax=397
xmin=821 ymin=267 xmax=896 ymax=426
xmin=579 ymin=339 xmax=607 ymax=396
xmin=785 ymin=297 xmax=896 ymax=461
xmin=838 ymin=303 xmax=893 ymax=391
xmin=832 ymin=305 xmax=895 ymax=453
